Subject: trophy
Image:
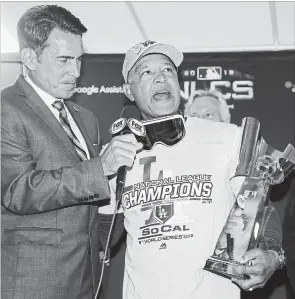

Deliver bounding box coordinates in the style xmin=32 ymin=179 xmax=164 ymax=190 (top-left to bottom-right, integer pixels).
xmin=204 ymin=117 xmax=295 ymax=279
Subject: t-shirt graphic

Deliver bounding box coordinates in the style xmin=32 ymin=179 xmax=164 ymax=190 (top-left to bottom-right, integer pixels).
xmin=110 ymin=117 xmax=242 ymax=299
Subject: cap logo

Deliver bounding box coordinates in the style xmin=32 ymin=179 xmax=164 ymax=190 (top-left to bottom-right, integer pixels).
xmin=129 ymin=40 xmax=156 ymax=55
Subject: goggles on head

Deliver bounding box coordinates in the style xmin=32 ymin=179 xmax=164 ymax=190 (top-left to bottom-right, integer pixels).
xmin=110 ymin=114 xmax=186 ymax=151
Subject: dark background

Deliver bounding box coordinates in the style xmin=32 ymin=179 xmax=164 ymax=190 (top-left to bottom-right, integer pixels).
xmin=1 ymin=50 xmax=294 ymax=299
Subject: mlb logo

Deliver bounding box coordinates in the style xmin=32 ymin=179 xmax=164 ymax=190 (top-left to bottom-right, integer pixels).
xmin=197 ymin=67 xmax=222 ymax=80
xmin=153 ymin=203 xmax=174 ymax=224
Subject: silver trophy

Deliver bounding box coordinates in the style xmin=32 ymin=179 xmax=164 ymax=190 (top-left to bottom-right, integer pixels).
xmin=204 ymin=117 xmax=295 ymax=279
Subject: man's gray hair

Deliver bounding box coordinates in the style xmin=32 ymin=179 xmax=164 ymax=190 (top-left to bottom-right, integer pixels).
xmin=184 ymin=89 xmax=231 ymax=123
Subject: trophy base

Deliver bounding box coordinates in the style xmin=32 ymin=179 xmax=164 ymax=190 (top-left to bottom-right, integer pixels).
xmin=204 ymin=256 xmax=248 ymax=280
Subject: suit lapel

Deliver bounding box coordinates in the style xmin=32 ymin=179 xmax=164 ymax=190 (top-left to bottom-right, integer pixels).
xmin=15 ymin=76 xmax=80 ymax=162
xmin=65 ymin=101 xmax=96 ymax=159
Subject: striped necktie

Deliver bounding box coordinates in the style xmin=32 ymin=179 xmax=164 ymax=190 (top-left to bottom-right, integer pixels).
xmin=52 ymin=100 xmax=87 ymax=161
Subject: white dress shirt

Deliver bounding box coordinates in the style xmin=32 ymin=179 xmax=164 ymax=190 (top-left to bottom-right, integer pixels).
xmin=25 ymin=76 xmax=118 ymax=215
xmin=25 ymin=75 xmax=90 ymax=159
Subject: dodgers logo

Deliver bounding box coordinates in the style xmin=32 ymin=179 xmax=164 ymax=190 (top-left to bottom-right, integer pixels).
xmin=153 ymin=203 xmax=174 ymax=224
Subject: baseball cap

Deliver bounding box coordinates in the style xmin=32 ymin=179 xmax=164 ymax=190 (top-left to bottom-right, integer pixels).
xmin=122 ymin=40 xmax=184 ymax=83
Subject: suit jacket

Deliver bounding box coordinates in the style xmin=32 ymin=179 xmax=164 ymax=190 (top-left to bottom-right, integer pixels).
xmin=1 ymin=75 xmax=124 ymax=299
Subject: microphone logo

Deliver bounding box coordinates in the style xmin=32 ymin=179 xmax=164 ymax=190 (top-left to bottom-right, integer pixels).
xmin=109 ymin=117 xmax=146 ymax=137
xmin=109 ymin=118 xmax=127 ymax=135
xmin=128 ymin=118 xmax=146 ymax=137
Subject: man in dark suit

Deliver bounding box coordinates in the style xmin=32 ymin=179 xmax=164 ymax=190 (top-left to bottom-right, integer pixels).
xmin=1 ymin=5 xmax=141 ymax=299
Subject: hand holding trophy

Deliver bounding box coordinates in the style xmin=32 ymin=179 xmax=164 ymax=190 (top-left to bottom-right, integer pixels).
xmin=204 ymin=117 xmax=295 ymax=280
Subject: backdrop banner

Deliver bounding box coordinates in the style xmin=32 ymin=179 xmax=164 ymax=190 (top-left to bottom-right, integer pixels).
xmin=72 ymin=51 xmax=295 ymax=149
xmin=72 ymin=51 xmax=295 ymax=299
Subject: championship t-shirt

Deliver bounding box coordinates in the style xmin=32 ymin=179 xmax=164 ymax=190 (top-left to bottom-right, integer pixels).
xmin=110 ymin=116 xmax=242 ymax=299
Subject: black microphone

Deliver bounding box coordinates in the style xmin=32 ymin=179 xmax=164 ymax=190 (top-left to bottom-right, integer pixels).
xmin=109 ymin=105 xmax=142 ymax=138
xmin=109 ymin=105 xmax=143 ymax=201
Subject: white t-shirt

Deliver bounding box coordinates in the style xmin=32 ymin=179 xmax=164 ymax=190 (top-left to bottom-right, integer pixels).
xmin=110 ymin=116 xmax=242 ymax=299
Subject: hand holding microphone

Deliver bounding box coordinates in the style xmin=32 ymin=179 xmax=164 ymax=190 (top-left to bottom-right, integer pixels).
xmin=96 ymin=105 xmax=143 ymax=299
xmin=101 ymin=134 xmax=141 ymax=176
xmin=100 ymin=105 xmax=143 ymax=177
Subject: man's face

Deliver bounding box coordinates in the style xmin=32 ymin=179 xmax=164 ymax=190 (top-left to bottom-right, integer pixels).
xmin=30 ymin=28 xmax=83 ymax=99
xmin=187 ymin=96 xmax=222 ymax=122
xmin=128 ymin=54 xmax=180 ymax=119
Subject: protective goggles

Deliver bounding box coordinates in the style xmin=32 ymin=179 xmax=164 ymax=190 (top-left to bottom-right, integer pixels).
xmin=110 ymin=114 xmax=186 ymax=151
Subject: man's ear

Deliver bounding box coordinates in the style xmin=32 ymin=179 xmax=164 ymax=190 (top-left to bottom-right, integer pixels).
xmin=20 ymin=48 xmax=38 ymax=71
xmin=123 ymin=83 xmax=135 ymax=102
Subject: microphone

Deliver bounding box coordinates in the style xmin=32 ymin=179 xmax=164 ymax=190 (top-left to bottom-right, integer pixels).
xmin=109 ymin=105 xmax=142 ymax=138
xmin=94 ymin=105 xmax=143 ymax=297
xmin=109 ymin=105 xmax=143 ymax=201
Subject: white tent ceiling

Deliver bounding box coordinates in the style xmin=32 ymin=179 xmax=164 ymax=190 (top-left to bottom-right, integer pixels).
xmin=1 ymin=1 xmax=295 ymax=55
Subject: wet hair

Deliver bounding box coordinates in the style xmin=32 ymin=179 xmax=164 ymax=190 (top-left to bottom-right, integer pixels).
xmin=184 ymin=89 xmax=231 ymax=123
xmin=17 ymin=5 xmax=87 ymax=57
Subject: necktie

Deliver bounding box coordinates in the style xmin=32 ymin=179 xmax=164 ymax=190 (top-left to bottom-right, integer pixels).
xmin=52 ymin=100 xmax=87 ymax=161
